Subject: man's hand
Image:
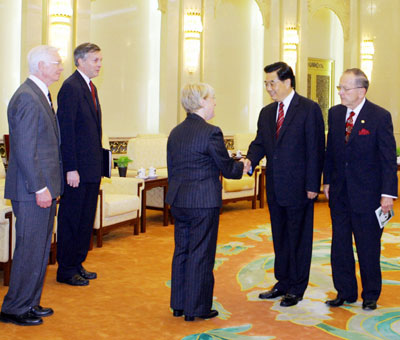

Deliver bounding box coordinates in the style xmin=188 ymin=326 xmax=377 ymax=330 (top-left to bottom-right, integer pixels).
xmin=241 ymin=158 xmax=251 ymax=174
xmin=307 ymin=191 xmax=318 ymax=200
xmin=36 ymin=188 xmax=52 ymax=208
xmin=381 ymin=196 xmax=394 ymax=214
xmin=323 ymin=184 xmax=329 ymax=200
xmin=67 ymin=170 xmax=80 ymax=187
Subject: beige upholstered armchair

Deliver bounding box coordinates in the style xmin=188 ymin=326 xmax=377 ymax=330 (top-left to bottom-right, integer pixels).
xmin=221 ymin=133 xmax=263 ymax=210
xmin=93 ymin=177 xmax=144 ymax=248
xmin=0 ymin=160 xmax=5 ymax=191
xmin=0 ymin=201 xmax=13 ymax=286
xmin=120 ymin=134 xmax=168 ymax=210
xmin=126 ymin=134 xmax=168 ymax=178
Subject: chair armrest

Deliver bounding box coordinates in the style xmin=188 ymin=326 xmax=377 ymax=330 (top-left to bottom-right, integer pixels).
xmin=0 ymin=204 xmax=12 ymax=223
xmin=101 ymin=177 xmax=145 ymax=196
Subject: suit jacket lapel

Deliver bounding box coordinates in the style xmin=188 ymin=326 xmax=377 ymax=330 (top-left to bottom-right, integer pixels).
xmin=276 ymin=92 xmax=298 ymax=142
xmin=336 ymin=105 xmax=347 ymax=145
xmin=74 ymin=71 xmax=100 ymax=126
xmin=25 ymin=78 xmax=60 ymax=138
xmin=347 ymin=100 xmax=370 ymax=144
xmin=266 ymin=102 xmax=278 ymax=144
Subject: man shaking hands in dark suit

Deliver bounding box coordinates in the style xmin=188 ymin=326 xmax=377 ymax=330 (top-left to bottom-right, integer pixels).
xmin=323 ymin=69 xmax=397 ymax=310
xmin=244 ymin=62 xmax=325 ymax=307
xmin=1 ymin=45 xmax=63 ymax=326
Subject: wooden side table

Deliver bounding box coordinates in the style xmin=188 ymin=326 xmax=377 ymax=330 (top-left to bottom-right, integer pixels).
xmin=140 ymin=176 xmax=169 ymax=233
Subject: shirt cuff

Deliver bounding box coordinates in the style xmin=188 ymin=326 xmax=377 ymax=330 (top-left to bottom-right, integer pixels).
xmin=36 ymin=186 xmax=47 ymax=194
xmin=381 ymin=194 xmax=397 ymax=199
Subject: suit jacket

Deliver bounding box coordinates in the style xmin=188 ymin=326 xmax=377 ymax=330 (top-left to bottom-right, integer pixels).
xmin=5 ymin=78 xmax=63 ymax=201
xmin=323 ymin=99 xmax=398 ymax=213
xmin=166 ymin=113 xmax=244 ymax=208
xmin=247 ymin=92 xmax=325 ymax=206
xmin=57 ymin=70 xmax=103 ymax=183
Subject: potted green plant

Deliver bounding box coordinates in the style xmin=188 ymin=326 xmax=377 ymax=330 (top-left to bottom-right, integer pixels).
xmin=116 ymin=156 xmax=132 ymax=177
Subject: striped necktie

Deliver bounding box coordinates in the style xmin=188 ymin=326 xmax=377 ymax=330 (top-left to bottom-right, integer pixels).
xmin=47 ymin=91 xmax=55 ymax=114
xmin=276 ymin=102 xmax=284 ymax=139
xmin=345 ymin=111 xmax=355 ymax=143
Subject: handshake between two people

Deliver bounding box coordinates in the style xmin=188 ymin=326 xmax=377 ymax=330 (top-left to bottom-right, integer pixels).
xmin=238 ymin=158 xmax=252 ymax=175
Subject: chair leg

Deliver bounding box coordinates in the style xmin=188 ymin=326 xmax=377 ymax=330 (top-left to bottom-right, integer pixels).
xmin=4 ymin=260 xmax=11 ymax=286
xmin=49 ymin=243 xmax=57 ymax=264
xmin=96 ymin=228 xmax=103 ymax=248
xmin=133 ymin=216 xmax=139 ymax=235
xmin=252 ymin=196 xmax=256 ymax=209
xmin=89 ymin=232 xmax=94 ymax=250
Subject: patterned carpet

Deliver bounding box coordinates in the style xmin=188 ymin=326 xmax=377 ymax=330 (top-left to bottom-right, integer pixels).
xmin=0 ymin=199 xmax=400 ymax=339
xmin=177 ymin=201 xmax=400 ymax=340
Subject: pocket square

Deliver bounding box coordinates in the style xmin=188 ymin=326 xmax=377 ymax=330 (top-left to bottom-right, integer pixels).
xmin=359 ymin=128 xmax=370 ymax=135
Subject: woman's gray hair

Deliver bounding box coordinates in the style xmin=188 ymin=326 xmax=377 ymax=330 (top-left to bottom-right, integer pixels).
xmin=181 ymin=83 xmax=215 ymax=113
xmin=27 ymin=45 xmax=59 ymax=74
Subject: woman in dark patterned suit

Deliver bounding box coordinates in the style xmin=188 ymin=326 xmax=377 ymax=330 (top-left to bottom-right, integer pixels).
xmin=166 ymin=83 xmax=244 ymax=321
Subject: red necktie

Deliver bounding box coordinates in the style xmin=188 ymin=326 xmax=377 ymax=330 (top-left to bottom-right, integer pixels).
xmin=89 ymin=81 xmax=97 ymax=111
xmin=276 ymin=102 xmax=284 ymax=139
xmin=345 ymin=111 xmax=355 ymax=143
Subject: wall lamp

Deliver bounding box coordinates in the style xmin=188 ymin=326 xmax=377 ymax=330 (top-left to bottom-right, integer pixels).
xmin=48 ymin=0 xmax=73 ymax=61
xmin=361 ymin=39 xmax=374 ymax=81
xmin=184 ymin=10 xmax=203 ymax=74
xmin=283 ymin=27 xmax=299 ymax=74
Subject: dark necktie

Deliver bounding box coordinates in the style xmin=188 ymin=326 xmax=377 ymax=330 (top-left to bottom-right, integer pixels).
xmin=89 ymin=81 xmax=97 ymax=111
xmin=47 ymin=91 xmax=55 ymax=114
xmin=276 ymin=102 xmax=284 ymax=139
xmin=345 ymin=111 xmax=355 ymax=143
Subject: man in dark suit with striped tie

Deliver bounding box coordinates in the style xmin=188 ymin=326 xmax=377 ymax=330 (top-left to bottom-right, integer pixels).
xmin=323 ymin=68 xmax=397 ymax=310
xmin=56 ymin=43 xmax=103 ymax=286
xmin=245 ymin=62 xmax=325 ymax=307
xmin=166 ymin=83 xmax=244 ymax=321
xmin=1 ymin=45 xmax=63 ymax=326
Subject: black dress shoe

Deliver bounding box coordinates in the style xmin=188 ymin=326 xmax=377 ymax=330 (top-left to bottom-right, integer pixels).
xmin=362 ymin=300 xmax=377 ymax=310
xmin=184 ymin=310 xmax=218 ymax=322
xmin=0 ymin=311 xmax=43 ymax=326
xmin=280 ymin=294 xmax=302 ymax=307
xmin=259 ymin=288 xmax=285 ymax=299
xmin=29 ymin=305 xmax=54 ymax=317
xmin=57 ymin=274 xmax=89 ymax=286
xmin=173 ymin=309 xmax=183 ymax=317
xmin=78 ymin=267 xmax=97 ymax=280
xmin=325 ymin=297 xmax=357 ymax=307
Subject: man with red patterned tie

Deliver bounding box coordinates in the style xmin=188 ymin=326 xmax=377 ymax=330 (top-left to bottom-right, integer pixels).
xmin=244 ymin=62 xmax=325 ymax=306
xmin=323 ymin=68 xmax=397 ymax=310
xmin=56 ymin=43 xmax=103 ymax=286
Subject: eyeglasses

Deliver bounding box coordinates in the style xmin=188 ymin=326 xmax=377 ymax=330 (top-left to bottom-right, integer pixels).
xmin=336 ymin=85 xmax=363 ymax=92
xmin=264 ymin=79 xmax=281 ymax=88
xmin=48 ymin=61 xmax=63 ymax=65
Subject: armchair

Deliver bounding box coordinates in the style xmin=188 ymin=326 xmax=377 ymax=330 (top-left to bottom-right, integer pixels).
xmin=93 ymin=177 xmax=144 ymax=248
xmin=0 ymin=160 xmax=5 ymax=191
xmin=114 ymin=134 xmax=168 ymax=223
xmin=221 ymin=133 xmax=263 ymax=210
xmin=0 ymin=202 xmax=13 ymax=286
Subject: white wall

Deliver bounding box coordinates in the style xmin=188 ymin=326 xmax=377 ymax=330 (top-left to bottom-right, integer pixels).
xmin=203 ymin=0 xmax=264 ymax=134
xmin=0 ymin=0 xmax=22 ymax=136
xmin=90 ymin=0 xmax=161 ymax=138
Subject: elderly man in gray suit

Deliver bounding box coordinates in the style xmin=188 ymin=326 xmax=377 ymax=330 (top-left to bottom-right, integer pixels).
xmin=0 ymin=45 xmax=63 ymax=326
